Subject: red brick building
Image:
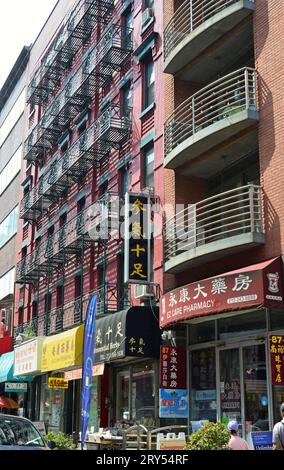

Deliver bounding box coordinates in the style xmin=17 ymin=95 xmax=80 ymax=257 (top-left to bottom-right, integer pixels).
xmin=162 ymin=0 xmax=284 ymax=439
xmin=14 ymin=0 xmax=164 ymax=435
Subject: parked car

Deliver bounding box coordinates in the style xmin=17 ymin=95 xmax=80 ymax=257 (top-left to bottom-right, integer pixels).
xmin=0 ymin=414 xmax=51 ymax=450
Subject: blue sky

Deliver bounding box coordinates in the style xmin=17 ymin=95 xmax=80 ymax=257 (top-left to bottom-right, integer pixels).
xmin=0 ymin=0 xmax=58 ymax=88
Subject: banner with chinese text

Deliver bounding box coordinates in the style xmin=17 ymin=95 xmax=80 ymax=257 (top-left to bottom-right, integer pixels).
xmin=270 ymin=335 xmax=284 ymax=385
xmin=160 ymin=346 xmax=187 ymax=389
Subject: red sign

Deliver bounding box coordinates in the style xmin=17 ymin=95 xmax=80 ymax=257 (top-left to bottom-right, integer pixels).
xmin=0 ymin=336 xmax=12 ymax=355
xmin=161 ymin=257 xmax=284 ymax=328
xmin=160 ymin=346 xmax=187 ymax=389
xmin=270 ymin=335 xmax=284 ymax=385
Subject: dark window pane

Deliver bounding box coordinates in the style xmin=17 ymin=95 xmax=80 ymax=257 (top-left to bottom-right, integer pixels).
xmin=189 ymin=321 xmax=215 ymax=345
xmin=218 ymin=310 xmax=266 ymax=339
xmin=143 ymin=145 xmax=154 ymax=189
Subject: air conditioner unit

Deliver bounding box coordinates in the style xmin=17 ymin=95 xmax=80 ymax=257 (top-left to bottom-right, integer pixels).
xmin=141 ymin=8 xmax=154 ymax=28
xmin=134 ymin=284 xmax=154 ymax=300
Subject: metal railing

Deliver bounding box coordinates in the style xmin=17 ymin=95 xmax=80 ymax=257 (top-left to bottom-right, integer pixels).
xmin=97 ymin=23 xmax=133 ymax=70
xmin=164 ymin=0 xmax=253 ymax=59
xmin=164 ymin=184 xmax=263 ymax=262
xmin=27 ymin=0 xmax=114 ymax=105
xmin=164 ymin=67 xmax=257 ymax=157
xmin=14 ymin=284 xmax=130 ymax=338
xmin=16 ymin=197 xmax=121 ymax=283
xmin=20 ymin=172 xmax=54 ymax=221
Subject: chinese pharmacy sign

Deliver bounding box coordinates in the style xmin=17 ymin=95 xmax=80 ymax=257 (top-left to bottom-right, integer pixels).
xmin=48 ymin=377 xmax=69 ymax=389
xmin=124 ymin=193 xmax=151 ymax=284
xmin=270 ymin=335 xmax=284 ymax=385
xmin=160 ymin=346 xmax=187 ymax=389
xmin=161 ymin=257 xmax=284 ymax=328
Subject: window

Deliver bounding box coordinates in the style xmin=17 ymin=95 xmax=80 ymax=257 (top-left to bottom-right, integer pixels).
xmin=144 ymin=0 xmax=154 ymax=8
xmin=120 ymin=165 xmax=130 ymax=196
xmin=56 ymin=285 xmax=64 ymax=308
xmin=32 ymin=301 xmax=38 ymax=319
xmin=144 ymin=57 xmax=155 ymax=109
xmin=75 ymin=274 xmax=83 ymax=298
xmin=77 ymin=196 xmax=85 ymax=213
xmin=123 ymin=9 xmax=133 ymax=49
xmin=0 ymin=206 xmax=19 ymax=248
xmin=0 ymin=89 xmax=25 ymax=146
xmin=142 ymin=144 xmax=154 ymax=189
xmin=190 ymin=348 xmax=216 ymax=422
xmin=0 ymin=268 xmax=15 ymax=301
xmin=0 ymin=146 xmax=22 ymax=195
xmin=122 ymin=84 xmax=132 ymax=118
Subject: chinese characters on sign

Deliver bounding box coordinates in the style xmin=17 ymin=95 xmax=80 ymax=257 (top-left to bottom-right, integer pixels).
xmin=161 ymin=258 xmax=284 ymax=328
xmin=159 ymin=346 xmax=186 ymax=389
xmin=270 ymin=335 xmax=284 ymax=385
xmin=124 ymin=193 xmax=151 ymax=284
xmin=48 ymin=377 xmax=69 ymax=389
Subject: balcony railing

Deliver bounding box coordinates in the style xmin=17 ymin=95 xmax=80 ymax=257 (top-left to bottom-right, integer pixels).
xmin=164 ymin=185 xmax=264 ymax=266
xmin=165 ymin=67 xmax=257 ymax=158
xmin=16 ymin=197 xmax=120 ymax=284
xmin=97 ymin=23 xmax=133 ymax=70
xmin=14 ymin=284 xmax=130 ymax=339
xmin=20 ymin=172 xmax=55 ymax=222
xmin=164 ymin=0 xmax=254 ymax=60
xmin=27 ymin=0 xmax=114 ymax=105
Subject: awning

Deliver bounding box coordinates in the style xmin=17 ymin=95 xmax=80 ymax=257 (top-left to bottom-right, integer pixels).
xmin=161 ymin=257 xmax=284 ymax=328
xmin=94 ymin=307 xmax=160 ymax=364
xmin=0 ymin=352 xmax=33 ymax=383
xmin=41 ymin=325 xmax=84 ymax=373
xmin=14 ymin=337 xmax=44 ymax=377
xmin=0 ymin=397 xmax=19 ymax=409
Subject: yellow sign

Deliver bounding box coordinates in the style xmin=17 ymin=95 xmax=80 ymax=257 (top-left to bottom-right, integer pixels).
xmin=41 ymin=325 xmax=84 ymax=373
xmin=48 ymin=377 xmax=69 ymax=389
xmin=159 ymin=439 xmax=186 ymax=450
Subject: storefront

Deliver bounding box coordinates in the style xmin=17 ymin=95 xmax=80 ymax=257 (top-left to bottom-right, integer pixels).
xmin=94 ymin=306 xmax=161 ymax=429
xmin=0 ymin=351 xmax=33 ymax=414
xmin=14 ymin=337 xmax=44 ymax=420
xmin=39 ymin=325 xmax=84 ymax=434
xmin=161 ymin=257 xmax=284 ymax=439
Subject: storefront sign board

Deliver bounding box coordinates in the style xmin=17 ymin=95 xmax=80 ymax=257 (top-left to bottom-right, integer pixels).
xmin=5 ymin=382 xmax=27 ymax=393
xmin=14 ymin=338 xmax=44 ymax=376
xmin=41 ymin=325 xmax=84 ymax=372
xmin=48 ymin=377 xmax=69 ymax=389
xmin=161 ymin=257 xmax=284 ymax=327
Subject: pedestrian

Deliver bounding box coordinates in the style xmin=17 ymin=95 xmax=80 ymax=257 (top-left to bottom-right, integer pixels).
xmin=227 ymin=420 xmax=250 ymax=450
xmin=272 ymin=403 xmax=284 ymax=450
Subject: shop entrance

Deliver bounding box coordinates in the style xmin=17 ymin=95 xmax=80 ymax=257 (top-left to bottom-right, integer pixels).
xmin=218 ymin=343 xmax=269 ymax=439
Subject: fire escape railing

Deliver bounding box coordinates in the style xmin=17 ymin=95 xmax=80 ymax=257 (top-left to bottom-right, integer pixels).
xmin=27 ymin=0 xmax=114 ymax=106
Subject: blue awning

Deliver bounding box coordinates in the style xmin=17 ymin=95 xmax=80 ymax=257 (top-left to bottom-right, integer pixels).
xmin=0 ymin=352 xmax=33 ymax=383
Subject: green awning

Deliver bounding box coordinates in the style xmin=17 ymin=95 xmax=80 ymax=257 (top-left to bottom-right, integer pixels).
xmin=0 ymin=352 xmax=33 ymax=383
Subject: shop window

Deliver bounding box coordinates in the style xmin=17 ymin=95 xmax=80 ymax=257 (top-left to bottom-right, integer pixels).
xmin=189 ymin=321 xmax=215 ymax=345
xmin=115 ymin=362 xmax=157 ymax=427
xmin=142 ymin=143 xmax=154 ymax=190
xmin=270 ymin=308 xmax=284 ymax=330
xmin=218 ymin=310 xmax=266 ymax=340
xmin=190 ymin=348 xmax=216 ymax=422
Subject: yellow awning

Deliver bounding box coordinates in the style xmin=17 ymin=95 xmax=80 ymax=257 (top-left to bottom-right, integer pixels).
xmin=41 ymin=325 xmax=84 ymax=373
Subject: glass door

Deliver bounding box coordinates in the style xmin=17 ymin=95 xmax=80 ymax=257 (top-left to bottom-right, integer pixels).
xmin=243 ymin=344 xmax=269 ymax=439
xmin=218 ymin=343 xmax=269 ymax=440
xmin=219 ymin=348 xmax=241 ymax=428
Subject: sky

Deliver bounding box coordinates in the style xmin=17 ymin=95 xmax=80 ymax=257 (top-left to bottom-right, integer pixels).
xmin=0 ymin=0 xmax=58 ymax=88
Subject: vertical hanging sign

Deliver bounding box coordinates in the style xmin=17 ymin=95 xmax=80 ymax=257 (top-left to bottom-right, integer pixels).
xmin=270 ymin=335 xmax=284 ymax=385
xmin=124 ymin=192 xmax=151 ymax=284
xmin=81 ymin=295 xmax=97 ymax=450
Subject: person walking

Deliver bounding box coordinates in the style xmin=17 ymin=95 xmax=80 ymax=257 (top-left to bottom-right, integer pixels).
xmin=227 ymin=420 xmax=250 ymax=450
xmin=272 ymin=403 xmax=284 ymax=450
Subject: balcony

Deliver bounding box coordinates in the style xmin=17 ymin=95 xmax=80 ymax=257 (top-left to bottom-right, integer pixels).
xmin=20 ymin=172 xmax=56 ymax=223
xmin=16 ymin=240 xmax=50 ymax=284
xmin=27 ymin=0 xmax=114 ymax=105
xmin=164 ymin=184 xmax=265 ymax=273
xmin=14 ymin=284 xmax=130 ymax=338
xmin=97 ymin=23 xmax=133 ymax=71
xmin=164 ymin=0 xmax=255 ymax=82
xmin=164 ymin=68 xmax=258 ymax=174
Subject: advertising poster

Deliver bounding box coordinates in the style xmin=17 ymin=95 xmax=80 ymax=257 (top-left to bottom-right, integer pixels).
xmin=159 ymin=389 xmax=188 ymax=418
